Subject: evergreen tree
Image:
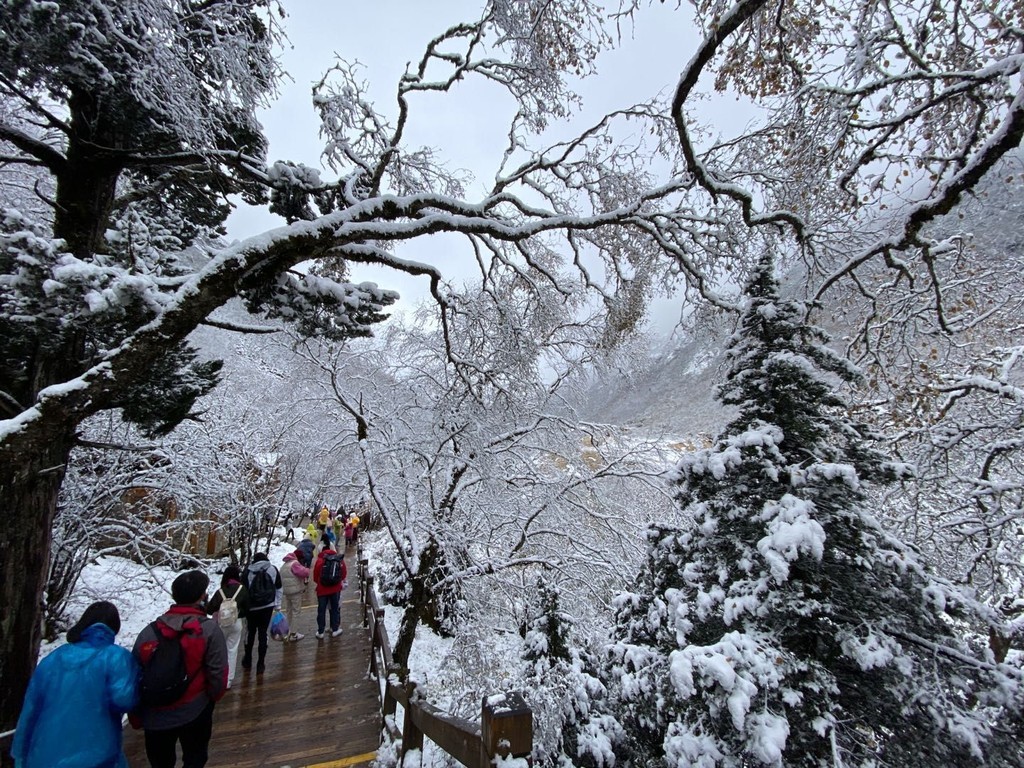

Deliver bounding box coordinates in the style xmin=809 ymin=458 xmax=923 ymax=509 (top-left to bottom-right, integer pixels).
xmin=603 ymin=253 xmax=1021 ymax=766
xmin=522 ymin=578 xmax=623 ymax=768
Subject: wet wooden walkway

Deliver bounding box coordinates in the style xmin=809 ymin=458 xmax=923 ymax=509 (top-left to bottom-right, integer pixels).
xmin=123 ymin=573 xmax=379 ymax=768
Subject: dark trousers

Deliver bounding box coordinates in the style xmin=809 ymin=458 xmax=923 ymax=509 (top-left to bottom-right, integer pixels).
xmin=243 ymin=607 xmax=273 ymax=665
xmin=144 ymin=701 xmax=215 ymax=768
xmin=316 ymin=592 xmax=340 ymax=633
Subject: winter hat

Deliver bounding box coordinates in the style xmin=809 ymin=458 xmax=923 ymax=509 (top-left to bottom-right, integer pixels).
xmin=67 ymin=601 xmax=120 ymax=643
xmin=221 ymin=564 xmax=242 ymax=588
xmin=172 ymin=570 xmax=210 ymax=605
xmin=253 ymin=552 xmax=269 ymax=562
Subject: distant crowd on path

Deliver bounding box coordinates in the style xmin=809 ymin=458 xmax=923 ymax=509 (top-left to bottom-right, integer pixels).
xmin=11 ymin=505 xmax=356 ymax=768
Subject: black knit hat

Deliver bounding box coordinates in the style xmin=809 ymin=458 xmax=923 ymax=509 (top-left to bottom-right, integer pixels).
xmin=221 ymin=564 xmax=242 ymax=588
xmin=172 ymin=570 xmax=210 ymax=605
xmin=66 ymin=601 xmax=121 ymax=643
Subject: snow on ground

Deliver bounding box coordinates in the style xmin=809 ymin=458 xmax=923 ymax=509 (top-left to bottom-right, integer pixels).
xmin=358 ymin=530 xmax=528 ymax=766
xmin=47 ymin=530 xmax=302 ymax=659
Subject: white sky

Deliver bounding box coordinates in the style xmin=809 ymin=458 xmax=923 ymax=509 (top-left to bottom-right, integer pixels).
xmin=225 ymin=1 xmax=752 ymax=332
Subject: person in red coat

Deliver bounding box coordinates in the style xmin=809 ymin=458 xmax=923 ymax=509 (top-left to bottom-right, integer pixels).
xmin=312 ymin=546 xmax=347 ymax=639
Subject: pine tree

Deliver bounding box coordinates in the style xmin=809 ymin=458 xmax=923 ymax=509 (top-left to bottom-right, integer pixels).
xmin=603 ymin=253 xmax=1019 ymax=766
xmin=522 ymin=578 xmax=623 ymax=767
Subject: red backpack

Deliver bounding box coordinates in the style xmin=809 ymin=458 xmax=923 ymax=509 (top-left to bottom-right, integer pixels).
xmin=139 ymin=617 xmax=204 ymax=707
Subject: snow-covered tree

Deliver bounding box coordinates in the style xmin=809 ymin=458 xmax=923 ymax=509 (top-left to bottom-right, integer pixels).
xmin=604 ymin=253 xmax=1023 ymax=766
xmin=296 ymin=284 xmax=675 ymax=669
xmin=0 ymin=0 xmax=396 ymax=730
xmin=815 ymin=167 xmax=1024 ymax=651
xmin=3 ymin=0 xmax=1023 ymax=743
xmin=521 ymin=578 xmax=624 ymax=768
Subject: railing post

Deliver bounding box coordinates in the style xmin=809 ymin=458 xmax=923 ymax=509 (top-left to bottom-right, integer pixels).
xmin=480 ymin=692 xmax=532 ymax=766
xmin=400 ymin=677 xmax=424 ymax=763
xmin=383 ymin=664 xmax=402 ymax=721
xmin=368 ymin=608 xmax=385 ymax=681
xmin=362 ymin=574 xmax=373 ymax=628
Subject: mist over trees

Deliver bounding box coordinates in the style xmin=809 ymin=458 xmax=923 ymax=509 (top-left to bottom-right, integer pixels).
xmin=2 ymin=0 xmax=1024 ymax=764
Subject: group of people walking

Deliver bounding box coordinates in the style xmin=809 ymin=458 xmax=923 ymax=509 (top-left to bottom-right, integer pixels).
xmin=303 ymin=504 xmax=361 ymax=551
xmin=11 ymin=535 xmax=352 ymax=768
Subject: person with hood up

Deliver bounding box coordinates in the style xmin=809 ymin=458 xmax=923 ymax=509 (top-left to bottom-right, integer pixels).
xmin=205 ymin=564 xmax=249 ymax=688
xmin=241 ymin=552 xmax=282 ymax=674
xmin=131 ymin=570 xmax=228 ymax=768
xmin=12 ymin=601 xmax=139 ymax=768
xmin=296 ymin=533 xmax=315 ymax=568
xmin=279 ymin=551 xmax=310 ymax=641
xmin=331 ymin=511 xmax=345 ymax=546
xmin=304 ymin=522 xmax=319 ymax=547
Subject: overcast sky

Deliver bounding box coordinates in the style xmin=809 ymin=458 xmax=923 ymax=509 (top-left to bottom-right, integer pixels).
xmin=225 ymin=1 xmax=745 ymax=332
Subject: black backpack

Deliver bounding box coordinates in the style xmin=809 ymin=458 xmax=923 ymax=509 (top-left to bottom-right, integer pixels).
xmin=139 ymin=620 xmax=197 ymax=706
xmin=247 ymin=566 xmax=276 ymax=606
xmin=320 ymin=553 xmax=344 ymax=587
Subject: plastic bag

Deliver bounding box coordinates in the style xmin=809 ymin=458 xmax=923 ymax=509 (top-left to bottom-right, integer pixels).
xmin=270 ymin=610 xmax=289 ymax=640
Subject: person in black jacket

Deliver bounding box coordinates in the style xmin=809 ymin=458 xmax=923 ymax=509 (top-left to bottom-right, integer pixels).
xmin=241 ymin=553 xmax=282 ymax=674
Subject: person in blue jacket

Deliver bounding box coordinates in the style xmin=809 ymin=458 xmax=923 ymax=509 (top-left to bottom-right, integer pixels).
xmin=12 ymin=600 xmax=140 ymax=768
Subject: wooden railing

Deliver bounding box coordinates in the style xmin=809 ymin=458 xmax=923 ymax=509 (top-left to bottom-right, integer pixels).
xmin=357 ymin=551 xmax=533 ymax=767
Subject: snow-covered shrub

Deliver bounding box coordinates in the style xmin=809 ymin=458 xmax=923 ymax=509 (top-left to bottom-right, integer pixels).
xmin=521 ymin=579 xmax=624 ymax=767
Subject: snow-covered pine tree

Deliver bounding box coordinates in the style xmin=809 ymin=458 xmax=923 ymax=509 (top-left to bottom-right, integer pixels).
xmin=603 ymin=252 xmax=1021 ymax=766
xmin=521 ymin=578 xmax=623 ymax=768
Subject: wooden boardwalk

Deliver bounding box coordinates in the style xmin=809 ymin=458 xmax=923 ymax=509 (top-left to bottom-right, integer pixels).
xmin=123 ymin=575 xmax=380 ymax=768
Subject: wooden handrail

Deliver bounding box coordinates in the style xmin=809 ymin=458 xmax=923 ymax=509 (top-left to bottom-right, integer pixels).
xmin=356 ymin=548 xmax=533 ymax=767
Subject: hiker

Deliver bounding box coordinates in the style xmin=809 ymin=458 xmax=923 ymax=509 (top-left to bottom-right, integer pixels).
xmin=317 ymin=504 xmax=330 ymax=531
xmin=331 ymin=510 xmax=345 ymax=545
xmin=12 ymin=601 xmax=139 ymax=768
xmin=343 ymin=514 xmax=355 ymax=547
xmin=280 ymin=550 xmax=310 ymax=641
xmin=241 ymin=553 xmax=282 ymax=674
xmin=304 ymin=521 xmax=319 ymax=543
xmin=296 ymin=533 xmax=315 ymax=568
xmin=312 ymin=544 xmax=347 ymax=639
xmin=348 ymin=510 xmax=361 ymax=545
xmin=206 ymin=564 xmax=248 ymax=689
xmin=131 ymin=570 xmax=228 ymax=768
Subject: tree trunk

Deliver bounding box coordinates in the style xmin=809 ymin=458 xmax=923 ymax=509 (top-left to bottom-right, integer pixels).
xmin=392 ymin=602 xmax=421 ymax=670
xmin=0 ymin=436 xmax=73 ymax=766
xmin=391 ymin=536 xmax=447 ymax=668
